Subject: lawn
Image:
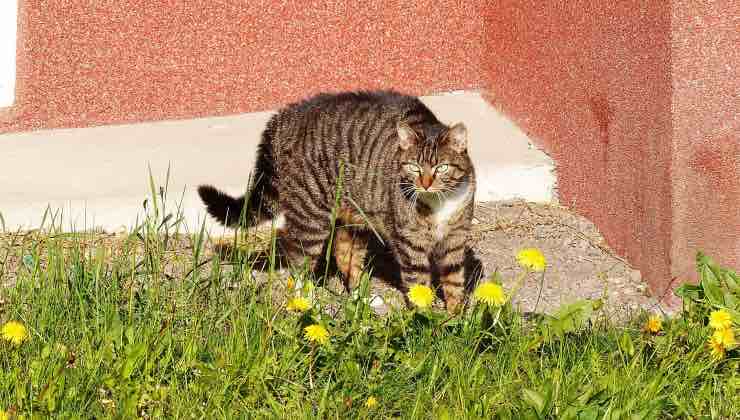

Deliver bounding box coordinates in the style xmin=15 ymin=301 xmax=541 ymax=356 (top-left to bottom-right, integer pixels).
xmin=1 ymin=192 xmax=738 ymax=419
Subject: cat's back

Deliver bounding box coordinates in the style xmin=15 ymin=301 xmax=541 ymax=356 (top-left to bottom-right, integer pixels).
xmin=273 ymin=90 xmax=433 ymax=150
xmin=267 ymin=90 xmax=438 ymax=207
xmin=278 ymin=90 xmax=423 ymax=124
xmin=294 ymin=90 xmax=420 ymax=111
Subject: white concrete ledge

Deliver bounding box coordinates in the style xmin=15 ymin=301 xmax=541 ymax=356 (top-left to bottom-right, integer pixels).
xmin=0 ymin=91 xmax=556 ymax=232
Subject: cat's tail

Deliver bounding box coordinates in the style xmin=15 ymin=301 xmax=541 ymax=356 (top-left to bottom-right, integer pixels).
xmin=197 ymin=185 xmax=247 ymax=226
xmin=197 ymin=123 xmax=279 ymax=227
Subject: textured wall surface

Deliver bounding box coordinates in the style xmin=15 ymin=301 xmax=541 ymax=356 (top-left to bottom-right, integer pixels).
xmin=671 ymin=1 xmax=740 ymax=290
xmin=0 ymin=0 xmax=18 ymax=107
xmin=483 ymin=1 xmax=676 ymax=299
xmin=0 ymin=0 xmax=485 ymax=133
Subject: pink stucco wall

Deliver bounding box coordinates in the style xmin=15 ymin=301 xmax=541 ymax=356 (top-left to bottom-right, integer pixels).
xmin=0 ymin=0 xmax=485 ymax=133
xmin=670 ymin=1 xmax=739 ymax=296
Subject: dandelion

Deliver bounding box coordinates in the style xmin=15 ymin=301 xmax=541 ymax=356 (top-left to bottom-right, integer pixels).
xmin=1 ymin=321 xmax=28 ymax=346
xmin=712 ymin=328 xmax=736 ymax=348
xmin=286 ymin=296 xmax=311 ymax=312
xmin=286 ymin=277 xmax=296 ymax=291
xmin=304 ymin=324 xmax=330 ymax=345
xmin=516 ymin=248 xmax=547 ymax=272
xmin=0 ymin=409 xmax=8 ymax=420
xmin=407 ymin=284 xmax=434 ymax=309
xmin=644 ymin=315 xmax=663 ymax=334
xmin=708 ymin=335 xmax=726 ymax=360
xmin=474 ymin=282 xmax=507 ymax=306
xmin=365 ymin=396 xmax=378 ymax=409
xmin=709 ymin=309 xmax=732 ymax=330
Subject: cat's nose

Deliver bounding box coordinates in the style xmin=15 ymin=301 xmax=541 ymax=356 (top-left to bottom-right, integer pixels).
xmin=420 ymin=175 xmax=433 ymax=190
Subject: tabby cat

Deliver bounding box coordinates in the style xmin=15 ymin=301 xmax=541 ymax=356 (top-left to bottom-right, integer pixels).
xmin=198 ymin=90 xmax=476 ymax=312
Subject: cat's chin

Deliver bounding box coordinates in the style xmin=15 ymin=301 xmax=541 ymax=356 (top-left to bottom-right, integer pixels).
xmin=415 ymin=180 xmax=472 ymax=214
xmin=416 ymin=191 xmax=446 ymax=208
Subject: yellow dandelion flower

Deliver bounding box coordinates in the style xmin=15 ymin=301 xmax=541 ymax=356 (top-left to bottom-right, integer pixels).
xmin=516 ymin=248 xmax=547 ymax=272
xmin=708 ymin=335 xmax=726 ymax=360
xmin=286 ymin=296 xmax=311 ymax=312
xmin=474 ymin=282 xmax=507 ymax=306
xmin=712 ymin=328 xmax=737 ymax=348
xmin=2 ymin=320 xmax=28 ymax=346
xmin=407 ymin=284 xmax=434 ymax=309
xmin=365 ymin=396 xmax=378 ymax=409
xmin=645 ymin=315 xmax=663 ymax=334
xmin=286 ymin=277 xmax=296 ymax=291
xmin=0 ymin=409 xmax=8 ymax=420
xmin=709 ymin=309 xmax=732 ymax=330
xmin=304 ymin=324 xmax=330 ymax=345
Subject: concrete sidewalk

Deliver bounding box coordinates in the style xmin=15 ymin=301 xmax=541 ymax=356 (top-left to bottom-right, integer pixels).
xmin=0 ymin=91 xmax=556 ymax=232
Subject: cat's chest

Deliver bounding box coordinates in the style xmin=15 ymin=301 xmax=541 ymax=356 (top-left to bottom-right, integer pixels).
xmin=418 ymin=182 xmax=471 ymax=239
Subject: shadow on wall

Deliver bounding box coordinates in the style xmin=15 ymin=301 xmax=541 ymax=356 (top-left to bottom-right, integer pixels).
xmin=482 ymin=1 xmax=674 ymax=299
xmin=677 ymin=135 xmax=740 ymax=273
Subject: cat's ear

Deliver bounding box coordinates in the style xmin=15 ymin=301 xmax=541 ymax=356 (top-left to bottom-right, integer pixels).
xmin=446 ymin=123 xmax=468 ymax=153
xmin=397 ymin=122 xmax=418 ymax=150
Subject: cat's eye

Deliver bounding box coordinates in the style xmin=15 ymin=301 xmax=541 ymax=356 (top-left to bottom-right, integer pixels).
xmin=435 ymin=164 xmax=449 ymax=174
xmin=404 ymin=163 xmax=421 ymax=173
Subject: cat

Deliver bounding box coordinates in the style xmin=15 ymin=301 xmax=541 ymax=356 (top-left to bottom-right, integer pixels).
xmin=198 ymin=90 xmax=476 ymax=312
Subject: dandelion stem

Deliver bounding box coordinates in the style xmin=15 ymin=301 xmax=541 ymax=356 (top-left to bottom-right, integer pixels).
xmin=433 ymin=311 xmax=461 ymax=337
xmin=507 ymin=270 xmax=529 ymax=306
xmin=533 ymin=270 xmax=546 ymax=314
xmin=308 ymin=346 xmax=315 ymax=390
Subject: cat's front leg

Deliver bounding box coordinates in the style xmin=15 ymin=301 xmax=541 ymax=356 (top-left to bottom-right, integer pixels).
xmin=394 ymin=241 xmax=433 ymax=303
xmin=436 ymin=236 xmax=467 ymax=313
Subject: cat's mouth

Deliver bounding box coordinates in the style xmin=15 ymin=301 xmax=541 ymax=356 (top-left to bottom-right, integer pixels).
xmin=413 ymin=183 xmax=460 ymax=196
xmin=415 ymin=187 xmax=440 ymax=194
xmin=415 ymin=179 xmax=471 ymax=207
xmin=416 ymin=191 xmax=446 ymax=206
xmin=400 ymin=179 xmax=469 ymax=206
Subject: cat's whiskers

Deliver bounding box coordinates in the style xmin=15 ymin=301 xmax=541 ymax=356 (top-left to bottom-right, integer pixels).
xmin=401 ymin=189 xmax=420 ymax=212
xmin=399 ymin=182 xmax=421 ymax=212
xmin=399 ymin=182 xmax=416 ymax=199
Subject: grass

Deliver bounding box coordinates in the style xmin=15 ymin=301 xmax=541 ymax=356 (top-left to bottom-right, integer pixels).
xmin=1 ymin=185 xmax=739 ymax=419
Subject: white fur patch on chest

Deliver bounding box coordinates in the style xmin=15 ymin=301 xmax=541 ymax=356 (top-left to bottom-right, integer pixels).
xmin=419 ymin=181 xmax=472 ymax=239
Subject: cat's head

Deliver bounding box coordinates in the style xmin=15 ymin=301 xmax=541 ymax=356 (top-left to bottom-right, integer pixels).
xmin=396 ymin=121 xmax=473 ymax=194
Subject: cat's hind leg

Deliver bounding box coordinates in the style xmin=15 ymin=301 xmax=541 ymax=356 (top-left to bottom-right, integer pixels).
xmin=333 ymin=227 xmax=369 ymax=290
xmin=276 ymin=215 xmax=330 ymax=275
xmin=275 ymin=170 xmax=335 ymax=275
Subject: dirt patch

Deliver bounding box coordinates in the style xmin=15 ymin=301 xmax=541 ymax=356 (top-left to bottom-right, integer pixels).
xmin=469 ymin=201 xmax=662 ymax=319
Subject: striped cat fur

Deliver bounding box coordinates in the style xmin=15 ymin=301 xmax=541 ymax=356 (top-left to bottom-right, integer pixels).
xmin=198 ymin=90 xmax=476 ymax=312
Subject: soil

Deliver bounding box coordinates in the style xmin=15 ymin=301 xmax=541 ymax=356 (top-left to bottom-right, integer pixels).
xmin=467 ymin=201 xmax=663 ymax=319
